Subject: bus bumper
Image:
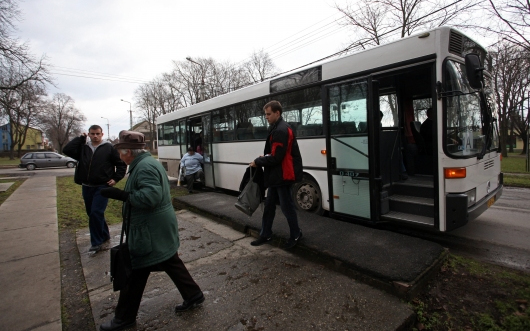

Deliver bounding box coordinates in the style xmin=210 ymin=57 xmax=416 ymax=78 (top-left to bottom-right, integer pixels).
xmin=446 ymin=173 xmax=504 ymax=231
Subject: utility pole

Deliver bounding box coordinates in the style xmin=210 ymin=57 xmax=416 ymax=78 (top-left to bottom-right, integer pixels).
xmin=101 ymin=117 xmax=110 ymax=141
xmin=120 ymin=99 xmax=133 ymax=129
xmin=185 ymin=57 xmax=206 ymax=103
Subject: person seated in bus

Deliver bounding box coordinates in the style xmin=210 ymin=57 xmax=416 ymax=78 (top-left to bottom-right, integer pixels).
xmin=420 ymin=108 xmax=433 ymax=154
xmin=180 ymin=146 xmax=204 ymax=193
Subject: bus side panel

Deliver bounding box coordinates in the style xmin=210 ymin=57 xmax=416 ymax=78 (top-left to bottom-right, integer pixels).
xmin=297 ymin=139 xmax=329 ymax=211
xmin=158 ymin=145 xmax=182 ymax=178
xmin=212 ymin=142 xmax=264 ymax=191
xmin=297 ymin=139 xmax=327 ymax=168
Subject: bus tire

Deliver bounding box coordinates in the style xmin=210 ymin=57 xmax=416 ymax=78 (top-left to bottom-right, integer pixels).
xmin=292 ymin=175 xmax=324 ymax=215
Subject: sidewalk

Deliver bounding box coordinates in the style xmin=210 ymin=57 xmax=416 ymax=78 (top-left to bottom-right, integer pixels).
xmin=0 ymin=177 xmax=444 ymax=330
xmin=173 ymin=192 xmax=447 ymax=298
xmin=0 ymin=176 xmax=61 ymax=331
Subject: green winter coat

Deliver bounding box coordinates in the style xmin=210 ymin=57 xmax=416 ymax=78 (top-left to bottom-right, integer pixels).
xmin=123 ymin=152 xmax=179 ymax=269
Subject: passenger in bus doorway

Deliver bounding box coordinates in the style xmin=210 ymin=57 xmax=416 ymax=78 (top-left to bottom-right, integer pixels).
xmin=249 ymin=100 xmax=304 ymax=249
xmin=180 ymin=146 xmax=205 ymax=193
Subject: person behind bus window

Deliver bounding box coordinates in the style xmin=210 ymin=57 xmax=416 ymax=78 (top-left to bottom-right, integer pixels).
xmin=249 ymin=100 xmax=303 ymax=249
xmin=180 ymin=146 xmax=204 ymax=193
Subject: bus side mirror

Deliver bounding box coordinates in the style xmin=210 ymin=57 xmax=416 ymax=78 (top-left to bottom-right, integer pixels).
xmin=465 ymin=53 xmax=484 ymax=89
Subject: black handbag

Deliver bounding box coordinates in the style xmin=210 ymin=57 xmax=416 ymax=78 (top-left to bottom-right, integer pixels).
xmin=110 ymin=204 xmax=132 ymax=291
xmin=235 ymin=167 xmax=262 ymax=216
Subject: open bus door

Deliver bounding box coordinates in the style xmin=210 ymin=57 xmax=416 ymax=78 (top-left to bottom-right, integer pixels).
xmin=325 ymin=77 xmax=382 ymax=222
xmin=188 ymin=116 xmax=215 ymax=188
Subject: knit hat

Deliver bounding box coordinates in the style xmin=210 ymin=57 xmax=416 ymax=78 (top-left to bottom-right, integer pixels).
xmin=113 ymin=130 xmax=146 ymax=149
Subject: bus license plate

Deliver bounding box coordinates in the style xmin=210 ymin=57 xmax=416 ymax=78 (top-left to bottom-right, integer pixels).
xmin=487 ymin=196 xmax=495 ymax=208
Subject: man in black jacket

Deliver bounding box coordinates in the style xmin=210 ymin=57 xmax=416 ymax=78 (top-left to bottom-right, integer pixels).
xmin=64 ymin=125 xmax=127 ymax=252
xmin=250 ymin=101 xmax=303 ymax=249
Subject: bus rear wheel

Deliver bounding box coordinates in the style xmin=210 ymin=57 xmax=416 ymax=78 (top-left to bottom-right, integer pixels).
xmin=292 ymin=176 xmax=324 ymax=215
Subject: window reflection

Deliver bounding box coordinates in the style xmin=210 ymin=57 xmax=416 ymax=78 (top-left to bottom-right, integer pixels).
xmin=444 ymin=60 xmax=483 ymax=156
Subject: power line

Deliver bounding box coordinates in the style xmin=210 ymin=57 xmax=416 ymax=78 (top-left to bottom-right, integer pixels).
xmin=266 ymin=0 xmax=473 ymax=80
xmin=50 ymin=72 xmax=148 ymax=84
xmin=50 ymin=65 xmax=149 ymax=81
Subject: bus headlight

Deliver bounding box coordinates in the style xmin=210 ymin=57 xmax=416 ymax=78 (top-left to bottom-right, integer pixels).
xmin=464 ymin=188 xmax=476 ymax=207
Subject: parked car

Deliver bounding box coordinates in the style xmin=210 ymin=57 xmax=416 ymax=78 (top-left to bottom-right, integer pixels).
xmin=19 ymin=152 xmax=77 ymax=170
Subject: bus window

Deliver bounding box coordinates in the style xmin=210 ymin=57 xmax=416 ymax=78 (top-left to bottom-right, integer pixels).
xmin=279 ymin=86 xmax=322 ymax=137
xmin=163 ymin=122 xmax=176 ymax=145
xmin=330 ymin=82 xmax=367 ymax=134
xmin=157 ymin=124 xmax=164 ymax=146
xmin=234 ymin=98 xmax=267 ymax=140
xmin=413 ymin=98 xmax=432 ymax=123
xmin=380 ymin=94 xmax=398 ymax=127
xmin=212 ymin=108 xmax=235 ymax=142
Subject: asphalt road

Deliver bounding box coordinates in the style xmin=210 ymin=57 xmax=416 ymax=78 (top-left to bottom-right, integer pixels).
xmin=2 ymin=166 xmax=528 ymax=271
xmin=385 ymin=186 xmax=530 ymax=272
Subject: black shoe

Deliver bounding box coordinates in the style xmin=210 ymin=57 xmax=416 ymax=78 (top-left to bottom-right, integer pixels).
xmin=89 ymin=245 xmax=102 ymax=252
xmin=251 ymin=236 xmax=272 ymax=246
xmin=400 ymin=172 xmax=408 ymax=180
xmin=175 ymin=291 xmax=205 ymax=312
xmin=188 ymin=190 xmax=192 ymax=194
xmin=99 ymin=318 xmax=136 ymax=331
xmin=284 ymin=230 xmax=303 ymax=249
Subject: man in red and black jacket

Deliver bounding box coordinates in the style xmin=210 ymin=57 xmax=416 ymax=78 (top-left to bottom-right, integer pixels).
xmin=250 ymin=100 xmax=303 ymax=249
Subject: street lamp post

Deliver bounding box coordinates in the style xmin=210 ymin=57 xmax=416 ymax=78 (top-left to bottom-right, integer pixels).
xmin=120 ymin=99 xmax=133 ymax=129
xmin=101 ymin=117 xmax=110 ymax=141
xmin=185 ymin=57 xmax=205 ymax=103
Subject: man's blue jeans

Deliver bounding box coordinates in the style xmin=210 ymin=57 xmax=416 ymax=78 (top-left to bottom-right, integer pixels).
xmin=260 ymin=185 xmax=300 ymax=240
xmin=82 ymin=185 xmax=110 ymax=246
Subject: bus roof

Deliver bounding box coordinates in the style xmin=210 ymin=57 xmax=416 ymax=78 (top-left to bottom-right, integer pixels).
xmin=157 ymin=26 xmax=480 ymax=124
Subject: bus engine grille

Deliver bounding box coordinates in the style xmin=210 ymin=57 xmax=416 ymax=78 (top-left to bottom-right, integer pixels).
xmin=484 ymin=159 xmax=495 ymax=170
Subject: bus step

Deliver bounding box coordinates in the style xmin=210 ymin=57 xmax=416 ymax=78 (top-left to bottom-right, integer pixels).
xmin=382 ymin=211 xmax=435 ymax=226
xmin=391 ymin=183 xmax=434 ymax=199
xmin=389 ymin=195 xmax=434 ymax=218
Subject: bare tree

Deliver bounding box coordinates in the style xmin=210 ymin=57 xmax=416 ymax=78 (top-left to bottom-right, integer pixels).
xmin=0 ymin=0 xmax=52 ymax=91
xmin=490 ymin=42 xmax=530 ymax=156
xmin=243 ymin=49 xmax=280 ymax=83
xmin=335 ymin=0 xmax=477 ymax=51
xmin=133 ymin=51 xmax=279 ymax=139
xmin=0 ymin=78 xmax=46 ymax=159
xmin=485 ymin=0 xmax=530 ymax=52
xmin=40 ymin=93 xmax=85 ymax=153
xmin=134 ymin=80 xmax=170 ymax=150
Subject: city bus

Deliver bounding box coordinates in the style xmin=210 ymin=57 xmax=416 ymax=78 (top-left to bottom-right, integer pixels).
xmin=157 ymin=26 xmax=502 ymax=232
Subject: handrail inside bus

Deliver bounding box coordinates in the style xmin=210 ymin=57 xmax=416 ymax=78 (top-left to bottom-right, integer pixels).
xmin=331 ymin=137 xmax=368 ymax=158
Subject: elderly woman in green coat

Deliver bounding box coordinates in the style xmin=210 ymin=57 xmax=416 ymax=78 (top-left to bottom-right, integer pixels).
xmin=99 ymin=131 xmax=204 ymax=331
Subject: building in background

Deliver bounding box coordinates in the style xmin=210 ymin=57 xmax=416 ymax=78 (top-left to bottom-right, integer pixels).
xmin=0 ymin=123 xmax=43 ymax=151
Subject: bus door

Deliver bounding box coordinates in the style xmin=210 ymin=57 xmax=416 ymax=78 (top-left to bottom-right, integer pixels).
xmin=325 ymin=78 xmax=381 ymax=221
xmin=201 ymin=114 xmax=214 ymax=187
xmin=188 ymin=116 xmax=214 ymax=188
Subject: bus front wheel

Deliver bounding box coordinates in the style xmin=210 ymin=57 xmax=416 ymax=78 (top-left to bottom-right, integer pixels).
xmin=292 ymin=176 xmax=324 ymax=215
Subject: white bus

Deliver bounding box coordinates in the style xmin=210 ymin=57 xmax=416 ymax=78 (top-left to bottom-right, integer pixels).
xmin=157 ymin=26 xmax=502 ymax=232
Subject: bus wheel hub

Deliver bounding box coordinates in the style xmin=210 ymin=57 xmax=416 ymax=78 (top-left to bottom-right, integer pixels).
xmin=297 ymin=185 xmax=317 ymax=210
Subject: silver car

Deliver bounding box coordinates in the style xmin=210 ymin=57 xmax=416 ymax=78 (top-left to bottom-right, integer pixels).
xmin=19 ymin=152 xmax=77 ymax=170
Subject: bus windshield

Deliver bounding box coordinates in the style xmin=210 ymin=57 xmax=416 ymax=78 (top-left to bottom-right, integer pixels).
xmin=444 ymin=60 xmax=485 ymax=157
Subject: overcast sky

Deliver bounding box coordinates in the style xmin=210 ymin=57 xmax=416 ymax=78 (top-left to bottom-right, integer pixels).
xmin=15 ymin=0 xmax=355 ymax=138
